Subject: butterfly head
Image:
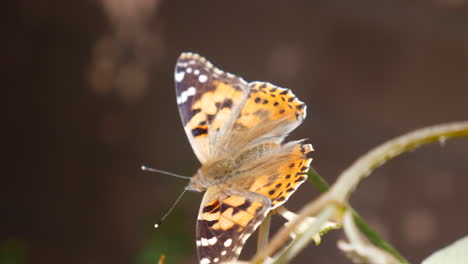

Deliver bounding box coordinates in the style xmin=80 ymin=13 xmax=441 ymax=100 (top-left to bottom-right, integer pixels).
xmin=186 ymin=159 xmax=236 ymax=192
xmin=186 ymin=167 xmax=217 ymax=192
xmin=185 ymin=172 xmax=206 ymax=192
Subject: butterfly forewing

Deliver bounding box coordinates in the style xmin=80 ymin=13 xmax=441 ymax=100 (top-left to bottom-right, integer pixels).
xmin=175 ymin=53 xmax=249 ymax=163
xmin=215 ymin=81 xmax=307 ymax=158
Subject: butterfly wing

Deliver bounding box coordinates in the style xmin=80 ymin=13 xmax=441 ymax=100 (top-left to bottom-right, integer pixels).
xmin=238 ymin=141 xmax=313 ymax=209
xmin=214 ymin=81 xmax=307 ymax=158
xmin=175 ymin=53 xmax=250 ymax=163
xmin=196 ymin=186 xmax=271 ymax=264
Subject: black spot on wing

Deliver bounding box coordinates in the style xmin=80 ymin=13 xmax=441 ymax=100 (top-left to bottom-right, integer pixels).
xmin=203 ymin=200 xmax=221 ymax=213
xmin=276 ymin=196 xmax=286 ymax=202
xmin=192 ymin=127 xmax=208 ymax=137
xmin=230 ymin=199 xmax=254 ymax=215
xmin=236 ymin=200 xmax=252 ymax=211
xmin=295 ymin=176 xmax=306 ymax=183
xmin=192 ymin=108 xmax=202 ymax=116
xmin=220 ymin=203 xmax=233 ymax=213
xmin=206 ymin=114 xmax=215 ymax=124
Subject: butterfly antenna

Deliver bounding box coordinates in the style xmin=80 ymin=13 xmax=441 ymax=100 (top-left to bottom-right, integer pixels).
xmin=141 ymin=165 xmax=191 ymax=180
xmin=154 ymin=188 xmax=187 ymax=228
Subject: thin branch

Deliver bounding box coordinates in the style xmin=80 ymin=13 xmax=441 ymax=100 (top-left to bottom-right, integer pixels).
xmin=250 ymin=191 xmax=334 ymax=264
xmin=272 ymin=205 xmax=336 ymax=264
xmin=276 ymin=206 xmax=340 ymax=245
xmin=308 ymin=168 xmax=408 ymax=263
xmin=352 ymin=210 xmax=406 ymax=263
xmin=330 ymin=121 xmax=468 ymax=203
xmin=339 ymin=209 xmax=400 ymax=264
xmin=251 ymin=121 xmax=468 ymax=264
xmin=257 ymin=214 xmax=271 ymax=252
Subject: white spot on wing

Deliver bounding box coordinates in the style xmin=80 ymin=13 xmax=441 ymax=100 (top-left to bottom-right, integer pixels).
xmin=175 ymin=71 xmax=185 ymax=82
xmin=200 ymin=258 xmax=211 ymax=264
xmin=194 ymin=69 xmax=200 ymax=75
xmin=224 ymin=238 xmax=232 ymax=247
xmin=221 ymin=250 xmax=227 ymax=256
xmin=177 ymin=86 xmax=196 ymax=104
xmin=201 ymin=238 xmax=209 ymax=246
xmin=196 ymin=240 xmax=201 ymax=246
xmin=199 ymin=74 xmax=208 ymax=83
xmin=213 ymin=258 xmax=219 ymax=263
xmin=186 ymin=67 xmax=192 ymax=73
xmin=208 ymin=237 xmax=217 ymax=245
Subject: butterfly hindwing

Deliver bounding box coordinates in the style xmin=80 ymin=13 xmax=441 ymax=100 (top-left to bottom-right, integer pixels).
xmin=175 ymin=53 xmax=249 ymax=163
xmin=196 ymin=187 xmax=271 ymax=264
xmin=244 ymin=142 xmax=313 ymax=208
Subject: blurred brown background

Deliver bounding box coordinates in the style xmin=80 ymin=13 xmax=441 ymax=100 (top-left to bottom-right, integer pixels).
xmin=3 ymin=0 xmax=468 ymax=263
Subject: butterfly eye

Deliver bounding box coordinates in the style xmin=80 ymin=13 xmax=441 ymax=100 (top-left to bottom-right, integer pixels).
xmin=186 ymin=173 xmax=206 ymax=192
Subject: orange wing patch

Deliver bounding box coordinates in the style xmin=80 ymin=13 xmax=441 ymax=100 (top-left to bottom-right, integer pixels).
xmin=200 ymin=195 xmax=263 ymax=231
xmin=236 ymin=82 xmax=306 ymax=129
xmin=249 ymin=143 xmax=313 ymax=208
xmin=185 ymin=81 xmax=245 ymax=139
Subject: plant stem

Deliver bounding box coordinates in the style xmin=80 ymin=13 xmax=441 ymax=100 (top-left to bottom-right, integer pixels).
xmin=253 ymin=121 xmax=468 ymax=264
xmin=330 ymin=122 xmax=468 ymax=203
xmin=257 ymin=215 xmax=271 ymax=252
xmin=308 ymin=168 xmax=409 ymax=263
xmin=307 ymin=167 xmax=329 ymax=193
xmin=273 ymin=205 xmax=336 ymax=264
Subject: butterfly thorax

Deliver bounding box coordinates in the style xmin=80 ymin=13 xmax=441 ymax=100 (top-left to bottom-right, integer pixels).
xmin=186 ymin=143 xmax=279 ymax=192
xmin=186 ymin=159 xmax=236 ymax=192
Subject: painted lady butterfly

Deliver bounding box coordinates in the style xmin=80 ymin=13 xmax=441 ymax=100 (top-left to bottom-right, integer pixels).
xmin=175 ymin=53 xmax=312 ymax=264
